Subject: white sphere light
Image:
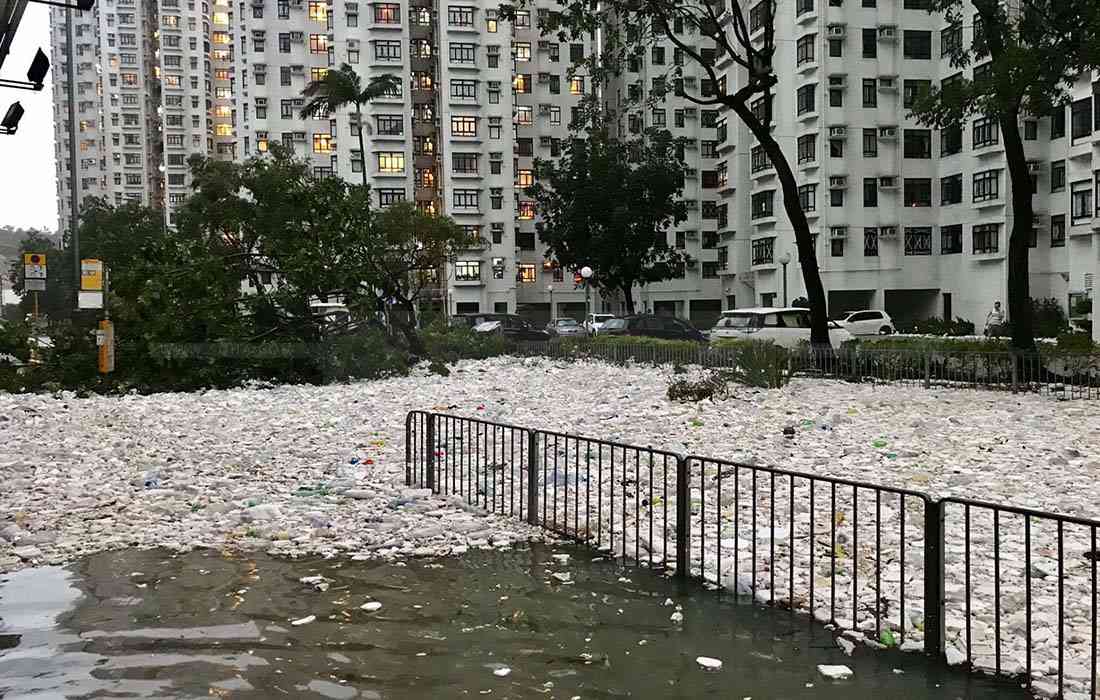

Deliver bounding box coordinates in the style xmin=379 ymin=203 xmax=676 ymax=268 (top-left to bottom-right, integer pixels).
xmin=580 ymin=266 xmax=593 ymax=279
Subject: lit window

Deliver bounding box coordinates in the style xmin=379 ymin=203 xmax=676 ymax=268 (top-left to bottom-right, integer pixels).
xmin=374 ymin=3 xmax=399 ymax=22
xmin=513 ymin=74 xmax=531 ymax=93
xmin=451 ymin=116 xmax=477 ymax=136
xmin=214 ymin=105 xmax=231 ymax=117
xmin=310 ymin=67 xmax=328 ymax=82
xmin=518 ymin=201 xmax=535 ymax=219
xmin=570 ymin=77 xmax=584 ymax=95
xmin=517 ymin=169 xmax=533 ymax=187
xmin=377 ymin=151 xmax=405 ymax=173
xmin=257 ymin=135 xmax=269 ymax=152
xmin=513 ymin=42 xmax=531 ymax=61
xmin=455 ymin=260 xmax=481 ymax=281
xmin=515 ymin=105 xmax=533 ymax=125
xmin=211 ymin=11 xmax=228 ymax=23
xmin=308 ymin=0 xmax=326 ymax=21
xmin=516 ymin=264 xmax=536 ymax=283
xmin=212 ymin=31 xmax=230 ymax=44
xmin=310 ymin=34 xmax=327 ymax=54
xmin=216 ymin=124 xmax=233 ymax=136
xmin=313 ymin=133 xmax=332 ymax=153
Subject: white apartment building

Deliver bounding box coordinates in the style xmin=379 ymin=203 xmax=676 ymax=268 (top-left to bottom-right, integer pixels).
xmin=51 ymin=0 xmax=1100 ymax=336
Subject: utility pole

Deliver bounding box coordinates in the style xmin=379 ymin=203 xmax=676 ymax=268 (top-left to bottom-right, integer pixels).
xmin=66 ymin=6 xmax=79 ymax=306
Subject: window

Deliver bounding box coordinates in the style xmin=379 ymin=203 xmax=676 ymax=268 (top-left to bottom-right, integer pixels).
xmin=830 ymin=238 xmax=845 ymax=257
xmin=1051 ymin=161 xmax=1066 ymax=192
xmin=972 ymin=117 xmax=998 ymax=148
xmin=903 ymin=178 xmax=932 ymax=207
xmin=972 ymin=223 xmax=999 ymax=254
xmin=312 ymin=134 xmax=332 ymax=153
xmin=904 ymin=227 xmax=932 ymax=256
xmin=941 ymin=23 xmax=962 ymax=56
xmin=280 ymin=66 xmax=292 ymax=86
xmin=903 ymin=30 xmax=931 ymax=59
xmin=375 ymin=114 xmax=403 ymax=136
xmin=452 ymin=116 xmax=477 ymax=136
xmin=796 ymin=84 xmax=815 ymax=115
xmin=1072 ymin=180 xmax=1093 ymax=222
xmin=453 ymin=189 xmax=479 ymax=209
xmin=798 ymin=184 xmax=817 ymax=212
xmin=861 ymin=79 xmax=877 ymax=108
xmin=972 ymin=169 xmax=1000 ymax=202
xmin=749 ymin=2 xmax=768 ymax=32
xmin=859 ymin=228 xmax=877 ymax=257
xmin=517 ymin=169 xmax=534 ymax=188
xmin=1051 ymin=215 xmax=1066 ymax=247
xmin=377 ymin=152 xmax=405 ymax=173
xmin=374 ymin=3 xmax=399 ymax=22
xmin=940 ymin=174 xmax=962 ymax=205
xmin=862 ymin=28 xmax=877 ymax=58
xmin=485 ymin=9 xmax=497 ymax=31
xmin=1051 ymin=106 xmax=1066 ymax=139
xmin=941 ymin=125 xmax=962 ymax=156
xmin=1071 ymin=97 xmax=1093 ymax=140
xmin=1024 ymin=120 xmax=1038 ymax=141
xmin=570 ymin=77 xmax=584 ymax=95
xmin=830 ymin=189 xmax=845 ymax=207
xmin=751 ymin=145 xmax=771 ymax=173
xmin=903 ymin=129 xmax=931 ymax=158
xmin=513 ymin=74 xmax=531 ymax=93
xmin=516 ymin=264 xmax=536 ymax=283
xmin=448 ymin=5 xmax=473 ymax=25
xmin=374 ymin=40 xmax=401 ymax=61
xmin=797 ymin=134 xmax=816 ymax=164
xmin=516 ymin=105 xmax=534 ymax=125
xmin=863 ymin=129 xmax=878 ymax=157
xmin=903 ymin=80 xmax=930 ymax=109
xmin=941 ymin=224 xmax=962 ymax=254
xmin=455 ymin=260 xmax=481 ymax=281
xmin=752 ymin=237 xmax=775 ymax=265
xmin=277 ymin=0 xmax=289 ymax=17
xmin=450 ymin=42 xmax=476 ymax=64
xmin=447 ymin=152 xmax=477 ymax=175
xmin=828 ymin=38 xmax=843 ymax=58
xmin=751 ymin=190 xmax=775 ymax=219
xmin=378 ymin=188 xmax=405 ymax=206
xmin=863 ymin=178 xmax=878 ymax=207
xmin=829 ymin=87 xmax=844 ymax=107
xmin=830 ymin=139 xmax=844 ymax=158
xmin=309 ymin=33 xmax=327 ymax=54
xmin=796 ymin=34 xmax=815 ymax=65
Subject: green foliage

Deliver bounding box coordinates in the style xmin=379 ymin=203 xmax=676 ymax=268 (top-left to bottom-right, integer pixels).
xmin=723 ymin=341 xmax=792 ymax=389
xmin=901 ymin=316 xmax=976 ymax=337
xmin=667 ymin=372 xmax=732 ymax=403
xmin=1074 ymin=298 xmax=1093 ymax=316
xmin=1031 ymin=298 xmax=1071 ymax=338
xmin=325 ymin=328 xmax=410 ymax=381
xmin=0 ymin=320 xmax=31 ymax=364
xmin=421 ymin=322 xmax=510 ymax=363
xmin=1056 ymin=333 xmax=1097 ymax=355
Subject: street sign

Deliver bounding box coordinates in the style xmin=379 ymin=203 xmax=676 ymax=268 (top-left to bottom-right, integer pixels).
xmin=23 ymin=253 xmax=46 ymax=280
xmin=24 ymin=279 xmax=45 ymax=292
xmin=98 ymin=320 xmax=115 ymax=373
xmin=80 ymin=259 xmax=103 ymax=291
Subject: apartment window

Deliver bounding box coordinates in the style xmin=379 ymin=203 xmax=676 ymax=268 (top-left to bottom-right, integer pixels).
xmin=751 ymin=145 xmax=771 ymax=173
xmin=750 ymin=96 xmax=771 ymax=123
xmin=310 ymin=33 xmax=327 ymax=53
xmin=862 ymin=129 xmax=878 ymax=157
xmin=650 ymin=45 xmax=665 ymax=66
xmin=448 ymin=5 xmax=473 ymax=25
xmin=827 ymin=238 xmax=844 ymax=257
xmin=1051 ymin=161 xmax=1066 ymax=192
xmin=941 ymin=24 xmax=961 ymax=56
xmin=513 ymin=74 xmax=531 ymax=93
xmin=377 ymin=188 xmax=405 ymax=206
xmin=748 ymin=2 xmax=767 ymax=32
xmin=518 ymin=201 xmax=535 ymax=219
xmin=862 ymin=79 xmax=877 ymax=108
xmin=1050 ymin=215 xmax=1066 ymax=247
xmin=450 ymin=79 xmax=477 ymax=100
xmin=798 ymin=184 xmax=817 ymax=212
xmin=830 ymin=189 xmax=845 ymax=207
xmin=376 ymin=115 xmax=403 ymax=135
xmin=516 ymin=264 xmax=536 ymax=283
xmin=752 ymin=237 xmax=775 ymax=266
xmin=280 ymin=66 xmax=292 ymax=86
xmin=973 ymin=116 xmax=998 ymax=148
xmin=829 ymin=39 xmax=843 ymax=58
xmin=1071 ymin=180 xmax=1093 ymax=222
xmin=674 ymin=109 xmax=685 ymax=128
xmin=862 ymin=28 xmax=877 ymax=58
xmin=489 ymin=117 xmax=502 ymax=139
xmin=941 ymin=224 xmax=962 ymax=254
xmin=453 ymin=189 xmax=480 ymax=209
xmin=1051 ymin=106 xmax=1066 ymax=139
xmin=972 ymin=169 xmax=1000 ymax=202
xmin=941 ymin=125 xmax=962 ymax=156
xmin=549 ymin=106 xmax=561 ymax=125
xmin=373 ymin=3 xmax=399 ymax=23
xmin=830 ymin=139 xmax=844 ymax=158
xmin=903 ymin=129 xmax=931 ymax=158
xmin=796 ymin=84 xmax=815 ymax=115
xmin=675 ymin=231 xmax=686 ymax=249
xmin=450 ymin=42 xmax=476 ymax=64
xmin=796 ymin=34 xmax=815 ymax=65
xmin=702 ymin=141 xmax=718 ymax=158
xmin=903 ymin=178 xmax=932 ymax=207
xmin=312 ymin=134 xmax=332 ymax=153
xmin=374 ymin=40 xmax=401 ymax=61
xmin=517 ymin=105 xmax=534 ymax=125
xmin=377 ymin=152 xmax=405 ymax=173
xmin=903 ymin=30 xmax=931 ymax=59
xmin=1023 ymin=120 xmax=1038 ymax=141
xmin=516 ymin=169 xmax=534 ymax=188
xmin=829 ymin=87 xmax=843 ymax=108
xmin=1071 ymin=97 xmax=1093 ymax=140
xmin=513 ymin=42 xmax=531 ymax=61
xmin=941 ymin=174 xmax=962 ymax=205
xmin=280 ymin=100 xmax=294 ymax=118
xmin=751 ymin=190 xmax=775 ymax=219
xmin=856 ymin=228 xmax=877 ymax=257
xmin=452 ymin=153 xmax=478 ymax=174
xmin=797 ymin=134 xmax=816 ymax=164
xmin=452 ymin=116 xmax=477 ymax=136
xmin=863 ymin=178 xmax=878 ymax=207
xmin=972 ymin=223 xmax=999 ymax=254
xmin=412 ymin=72 xmax=433 ymax=91
xmin=455 ymin=260 xmax=481 ymax=282
xmin=277 ymin=0 xmax=289 ymax=17
xmin=904 ymin=227 xmax=932 ymax=255
xmin=570 ymin=77 xmax=584 ymax=95
xmin=903 ymin=80 xmax=930 ymax=109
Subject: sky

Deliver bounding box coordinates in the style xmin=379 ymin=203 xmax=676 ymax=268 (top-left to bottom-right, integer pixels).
xmin=0 ymin=4 xmax=57 ymax=232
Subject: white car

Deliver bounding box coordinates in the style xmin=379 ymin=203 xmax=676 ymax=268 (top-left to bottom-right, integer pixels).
xmin=838 ymin=309 xmax=896 ymax=336
xmin=709 ymin=307 xmax=853 ymax=348
xmin=584 ymin=313 xmax=616 ymax=335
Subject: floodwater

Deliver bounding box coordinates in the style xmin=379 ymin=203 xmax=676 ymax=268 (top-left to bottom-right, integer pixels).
xmin=0 ymin=544 xmax=1023 ymax=699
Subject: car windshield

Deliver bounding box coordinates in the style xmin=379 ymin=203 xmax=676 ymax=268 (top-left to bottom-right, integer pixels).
xmin=602 ymin=319 xmax=626 ymax=329
xmin=555 ymin=319 xmax=579 ymax=326
xmin=591 ymin=315 xmax=614 ymax=322
xmin=719 ymin=314 xmax=757 ymax=328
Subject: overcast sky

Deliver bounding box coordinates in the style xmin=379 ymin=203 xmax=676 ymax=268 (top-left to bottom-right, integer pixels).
xmin=0 ymin=5 xmax=57 ymax=232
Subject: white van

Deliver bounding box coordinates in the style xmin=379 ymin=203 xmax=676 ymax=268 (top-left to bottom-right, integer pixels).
xmin=710 ymin=307 xmax=853 ymax=348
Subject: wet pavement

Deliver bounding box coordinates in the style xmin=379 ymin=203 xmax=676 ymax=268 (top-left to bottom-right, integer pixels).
xmin=0 ymin=544 xmax=1024 ymax=698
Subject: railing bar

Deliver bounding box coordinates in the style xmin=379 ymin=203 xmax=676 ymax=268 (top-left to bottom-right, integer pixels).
xmin=634 ymin=451 xmax=640 ymax=567
xmin=900 ymin=493 xmax=906 ymax=646
xmin=1058 ymin=520 xmax=1064 ymax=698
xmin=770 ymin=471 xmax=776 ymax=607
xmin=994 ymin=508 xmax=1001 ymax=677
xmin=965 ymin=503 xmax=972 ymax=666
xmin=830 ymin=482 xmax=836 ymax=624
xmin=1025 ymin=515 xmax=1032 ymax=684
xmin=788 ymin=474 xmax=795 ymax=612
xmin=875 ymin=489 xmax=881 ymax=639
xmin=752 ymin=470 xmax=758 ymax=600
xmin=852 ymin=486 xmax=858 ymax=631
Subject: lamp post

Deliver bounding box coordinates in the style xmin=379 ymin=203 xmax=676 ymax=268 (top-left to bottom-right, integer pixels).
xmin=547 ymin=284 xmax=554 ymax=322
xmin=580 ymin=266 xmax=593 ymax=328
xmin=778 ymin=252 xmax=792 ymax=307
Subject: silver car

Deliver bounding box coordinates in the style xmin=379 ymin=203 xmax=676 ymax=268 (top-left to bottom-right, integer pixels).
xmin=546 ymin=318 xmax=588 ymax=337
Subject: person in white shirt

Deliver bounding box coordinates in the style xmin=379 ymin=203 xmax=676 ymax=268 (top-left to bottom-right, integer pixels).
xmin=984 ymin=301 xmax=1005 ymax=336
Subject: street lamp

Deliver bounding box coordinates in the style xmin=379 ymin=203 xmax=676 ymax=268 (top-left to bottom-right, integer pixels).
xmin=778 ymin=252 xmax=792 ymax=307
xmin=546 ymin=284 xmax=554 ymax=321
xmin=580 ymin=266 xmax=593 ymax=328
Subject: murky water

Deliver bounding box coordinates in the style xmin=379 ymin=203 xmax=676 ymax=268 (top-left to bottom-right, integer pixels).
xmin=0 ymin=545 xmax=1023 ymax=699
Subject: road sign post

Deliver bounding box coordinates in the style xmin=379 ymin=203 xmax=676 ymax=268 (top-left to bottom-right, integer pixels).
xmin=23 ymin=253 xmax=46 ymax=322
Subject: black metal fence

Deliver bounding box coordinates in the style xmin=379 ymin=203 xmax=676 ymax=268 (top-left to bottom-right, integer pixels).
xmin=508 ymin=340 xmax=1100 ymax=399
xmin=407 ymin=410 xmax=1100 ymax=698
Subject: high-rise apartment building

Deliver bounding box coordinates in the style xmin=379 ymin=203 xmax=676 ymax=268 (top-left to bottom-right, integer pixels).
xmin=51 ymin=0 xmax=1100 ymax=336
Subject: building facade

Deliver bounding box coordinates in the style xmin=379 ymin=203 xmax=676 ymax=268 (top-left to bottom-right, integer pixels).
xmin=51 ymin=0 xmax=1099 ymax=335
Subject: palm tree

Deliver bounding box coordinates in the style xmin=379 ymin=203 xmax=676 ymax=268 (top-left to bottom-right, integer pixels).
xmin=300 ymin=65 xmax=400 ymax=189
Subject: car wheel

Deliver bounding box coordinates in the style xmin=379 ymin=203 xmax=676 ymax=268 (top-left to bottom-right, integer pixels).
xmin=879 ymin=325 xmax=893 ymax=335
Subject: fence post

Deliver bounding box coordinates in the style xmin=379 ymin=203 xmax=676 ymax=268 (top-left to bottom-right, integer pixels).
xmin=425 ymin=414 xmax=436 ymax=492
xmin=923 ymin=498 xmax=946 ymax=657
xmin=527 ymin=430 xmax=539 ymax=526
xmin=405 ymin=413 xmax=413 ymax=486
xmin=675 ymin=455 xmax=690 ymax=579
xmin=923 ymin=352 xmax=931 ymax=389
xmin=1011 ymin=350 xmax=1019 ymax=394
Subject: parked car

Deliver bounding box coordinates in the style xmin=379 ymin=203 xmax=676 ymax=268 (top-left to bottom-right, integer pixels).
xmin=599 ymin=314 xmax=707 ymax=342
xmin=584 ymin=313 xmax=617 ymax=335
xmin=709 ymin=308 xmax=853 ymax=348
xmin=452 ymin=313 xmax=551 ymax=341
xmin=546 ymin=317 xmax=587 ymax=337
xmin=838 ymin=309 xmax=895 ymax=336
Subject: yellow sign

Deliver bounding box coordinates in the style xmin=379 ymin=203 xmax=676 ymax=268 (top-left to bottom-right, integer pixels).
xmin=23 ymin=252 xmax=46 ymax=280
xmin=81 ymin=259 xmax=104 ymax=291
xmin=98 ymin=320 xmax=115 ymax=374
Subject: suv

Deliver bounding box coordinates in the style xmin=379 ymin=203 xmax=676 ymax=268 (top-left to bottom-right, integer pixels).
xmin=838 ymin=309 xmax=895 ymax=336
xmin=600 ymin=314 xmax=707 ymax=342
xmin=584 ymin=313 xmax=617 ymax=335
xmin=450 ymin=313 xmax=551 ymax=341
xmin=709 ymin=308 xmax=852 ymax=348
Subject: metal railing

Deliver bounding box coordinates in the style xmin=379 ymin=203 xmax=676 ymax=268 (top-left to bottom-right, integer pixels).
xmin=407 ymin=410 xmax=1100 ymax=698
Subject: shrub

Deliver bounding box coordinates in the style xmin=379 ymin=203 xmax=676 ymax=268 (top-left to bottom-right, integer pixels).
xmin=902 ymin=316 xmax=976 ymax=336
xmin=422 ymin=322 xmax=509 ymax=363
xmin=1055 ymin=332 xmax=1096 ymax=355
xmin=1031 ymin=297 xmax=1071 ymax=338
xmin=324 ymin=328 xmax=409 ymax=382
xmin=667 ymin=371 xmax=732 ymax=402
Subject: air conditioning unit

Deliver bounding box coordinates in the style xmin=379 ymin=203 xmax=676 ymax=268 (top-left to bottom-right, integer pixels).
xmin=684 ymin=167 xmax=698 ymax=176
xmin=878 ymin=76 xmax=897 ymax=91
xmin=255 ymin=97 xmax=267 ymax=105
xmin=879 ymin=226 xmax=897 ymax=238
xmin=685 ymin=107 xmax=697 ymax=117
xmin=538 ymin=40 xmax=550 ymax=50
xmin=879 ymin=176 xmax=897 ymax=188
xmin=538 ymin=72 xmax=550 ymax=83
xmin=538 ymin=103 xmax=552 ymax=114
xmin=293 ymin=131 xmax=306 ymax=141
xmin=1027 ymin=160 xmax=1042 ymax=173
xmin=828 ymin=75 xmax=847 ymax=87
xmin=347 ymin=39 xmax=359 ymax=49
xmin=878 ymin=25 xmax=897 ymax=40
xmin=290 ymin=31 xmax=303 ymax=42
xmin=829 ymin=176 xmax=847 ymax=188
xmin=291 ymin=65 xmax=304 ymax=74
xmin=539 ymin=135 xmax=552 ymax=146
xmin=827 ymin=23 xmax=846 ymax=37
xmin=684 ymin=140 xmax=697 ymax=149
xmin=830 ymin=226 xmax=848 ymax=238
xmin=829 ymin=125 xmax=847 ymax=138
xmin=878 ymin=126 xmax=897 ymax=138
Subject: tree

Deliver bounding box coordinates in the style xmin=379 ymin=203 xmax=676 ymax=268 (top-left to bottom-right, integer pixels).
xmin=526 ymin=120 xmax=688 ymax=313
xmin=300 ymin=65 xmax=400 ymax=190
xmin=7 ymin=230 xmax=72 ymax=322
xmin=365 ymin=201 xmax=480 ymax=354
xmin=910 ymin=0 xmax=1100 ymax=351
xmin=508 ymin=0 xmax=833 ymax=345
